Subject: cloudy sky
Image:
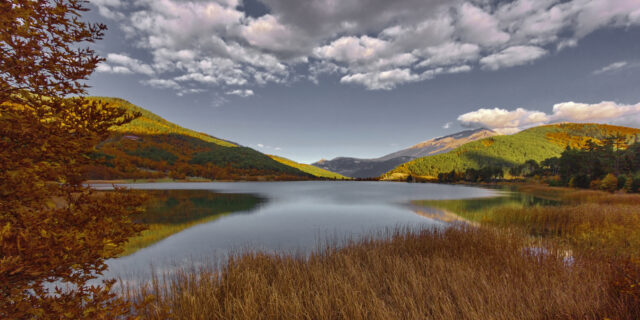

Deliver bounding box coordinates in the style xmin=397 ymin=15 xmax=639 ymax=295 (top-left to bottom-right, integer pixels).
xmin=86 ymin=0 xmax=640 ymax=163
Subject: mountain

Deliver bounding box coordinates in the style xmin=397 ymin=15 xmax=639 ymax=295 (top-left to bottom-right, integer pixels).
xmin=84 ymin=97 xmax=341 ymax=180
xmin=312 ymin=128 xmax=498 ymax=178
xmin=268 ymin=155 xmax=349 ymax=179
xmin=383 ymin=123 xmax=640 ymax=180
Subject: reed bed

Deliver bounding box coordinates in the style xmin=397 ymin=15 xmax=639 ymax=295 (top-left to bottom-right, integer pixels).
xmin=484 ymin=203 xmax=640 ymax=257
xmin=518 ymin=184 xmax=640 ymax=205
xmin=125 ymin=226 xmax=638 ymax=320
xmin=122 ymin=186 xmax=640 ymax=319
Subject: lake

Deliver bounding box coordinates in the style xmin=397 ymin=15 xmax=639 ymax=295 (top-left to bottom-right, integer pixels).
xmin=95 ymin=181 xmax=506 ymax=281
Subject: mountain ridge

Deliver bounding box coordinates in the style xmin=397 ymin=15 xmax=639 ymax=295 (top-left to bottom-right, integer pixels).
xmin=383 ymin=123 xmax=640 ymax=180
xmin=312 ymin=128 xmax=498 ymax=178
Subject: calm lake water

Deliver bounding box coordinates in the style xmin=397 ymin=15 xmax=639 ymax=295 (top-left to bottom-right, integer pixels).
xmin=95 ymin=181 xmax=504 ymax=280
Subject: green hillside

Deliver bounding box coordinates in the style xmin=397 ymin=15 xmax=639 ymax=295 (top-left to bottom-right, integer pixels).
xmin=268 ymin=155 xmax=349 ymax=179
xmin=383 ymin=123 xmax=640 ymax=180
xmin=84 ymin=97 xmax=314 ymax=180
xmin=88 ymin=97 xmax=236 ymax=147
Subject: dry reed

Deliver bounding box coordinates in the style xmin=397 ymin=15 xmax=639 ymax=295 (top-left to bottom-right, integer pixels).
xmin=126 ymin=226 xmax=637 ymax=319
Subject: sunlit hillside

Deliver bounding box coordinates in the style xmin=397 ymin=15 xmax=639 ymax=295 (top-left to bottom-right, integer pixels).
xmin=268 ymin=155 xmax=348 ymax=179
xmin=84 ymin=97 xmax=315 ymax=180
xmin=384 ymin=123 xmax=640 ymax=180
xmin=88 ymin=97 xmax=237 ymax=147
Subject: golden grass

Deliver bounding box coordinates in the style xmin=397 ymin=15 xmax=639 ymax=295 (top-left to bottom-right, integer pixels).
xmin=120 ymin=185 xmax=640 ymax=319
xmin=484 ymin=204 xmax=640 ymax=257
xmin=517 ymin=184 xmax=640 ymax=205
xmin=126 ymin=226 xmax=639 ymax=320
xmin=421 ymin=186 xmax=640 ymax=258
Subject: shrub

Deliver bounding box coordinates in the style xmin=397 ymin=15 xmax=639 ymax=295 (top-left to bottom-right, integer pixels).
xmin=600 ymin=174 xmax=619 ymax=193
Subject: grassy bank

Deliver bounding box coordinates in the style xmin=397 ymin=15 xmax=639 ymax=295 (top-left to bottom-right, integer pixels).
xmin=124 ymin=186 xmax=640 ymax=319
xmin=127 ymin=226 xmax=638 ymax=319
xmin=420 ymin=186 xmax=640 ymax=256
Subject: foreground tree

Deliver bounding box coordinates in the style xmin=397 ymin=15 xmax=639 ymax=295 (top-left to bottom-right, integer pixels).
xmin=1 ymin=1 xmax=144 ymax=318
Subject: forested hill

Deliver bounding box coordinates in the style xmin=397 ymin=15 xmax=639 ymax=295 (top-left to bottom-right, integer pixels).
xmin=83 ymin=97 xmax=329 ymax=181
xmin=383 ymin=123 xmax=640 ymax=180
xmin=98 ymin=97 xmax=237 ymax=147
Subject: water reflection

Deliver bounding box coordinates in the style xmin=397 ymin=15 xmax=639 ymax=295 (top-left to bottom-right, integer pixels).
xmin=102 ymin=181 xmax=500 ymax=281
xmin=121 ymin=190 xmax=264 ymax=256
xmin=411 ymin=190 xmax=557 ymax=223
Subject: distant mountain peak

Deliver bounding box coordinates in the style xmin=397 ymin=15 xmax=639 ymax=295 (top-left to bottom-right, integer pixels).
xmin=431 ymin=127 xmax=494 ymax=142
xmin=409 ymin=128 xmax=498 ymax=152
xmin=312 ymin=128 xmax=499 ymax=178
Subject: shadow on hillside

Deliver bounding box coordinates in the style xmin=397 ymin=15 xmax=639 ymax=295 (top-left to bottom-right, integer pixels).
xmin=464 ymin=151 xmax=517 ymax=168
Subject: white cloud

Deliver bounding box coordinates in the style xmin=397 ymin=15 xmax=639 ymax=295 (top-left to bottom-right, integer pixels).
xmin=91 ymin=0 xmax=640 ymax=92
xmin=96 ymin=53 xmax=155 ymax=76
xmin=551 ymin=101 xmax=640 ymax=123
xmin=447 ymin=65 xmax=473 ymax=74
xmin=416 ymin=42 xmax=480 ymax=68
xmin=458 ymin=101 xmax=640 ymax=133
xmin=241 ymin=15 xmax=310 ymax=56
xmin=593 ymin=61 xmax=629 ymax=74
xmin=572 ymin=0 xmax=640 ymax=38
xmin=96 ymin=63 xmax=132 ymax=74
xmin=226 ymin=89 xmax=255 ymax=97
xmin=89 ymin=0 xmax=124 ymax=19
xmin=496 ymin=0 xmax=568 ymax=45
xmin=380 ymin=14 xmax=456 ymax=50
xmin=458 ymin=107 xmax=550 ymax=134
xmin=308 ymin=61 xmax=348 ymax=83
xmin=340 ymin=68 xmax=421 ymax=90
xmin=314 ymin=36 xmax=391 ymax=65
xmin=480 ymin=46 xmax=547 ymax=70
xmin=443 ymin=122 xmax=453 ymax=129
xmin=90 ymin=0 xmax=122 ymax=5
xmin=142 ymin=78 xmax=181 ymax=90
xmin=457 ymin=3 xmax=510 ymax=47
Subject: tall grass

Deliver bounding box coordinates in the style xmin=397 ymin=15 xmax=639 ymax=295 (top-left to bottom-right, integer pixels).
xmin=485 ymin=204 xmax=640 ymax=257
xmin=122 ymin=186 xmax=640 ymax=318
xmin=422 ymin=187 xmax=640 ymax=257
xmin=417 ymin=186 xmax=640 ymax=317
xmin=126 ymin=226 xmax=638 ymax=319
xmin=517 ymin=184 xmax=640 ymax=205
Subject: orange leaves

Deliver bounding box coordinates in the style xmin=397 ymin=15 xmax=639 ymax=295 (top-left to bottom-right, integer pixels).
xmin=1 ymin=1 xmax=146 ymax=316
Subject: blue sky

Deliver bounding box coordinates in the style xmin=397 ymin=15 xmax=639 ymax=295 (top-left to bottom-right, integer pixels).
xmin=86 ymin=0 xmax=640 ymax=163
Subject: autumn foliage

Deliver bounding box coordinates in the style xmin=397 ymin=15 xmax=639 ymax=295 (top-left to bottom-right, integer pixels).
xmin=79 ymin=98 xmax=314 ymax=182
xmin=1 ymin=1 xmax=144 ymax=318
